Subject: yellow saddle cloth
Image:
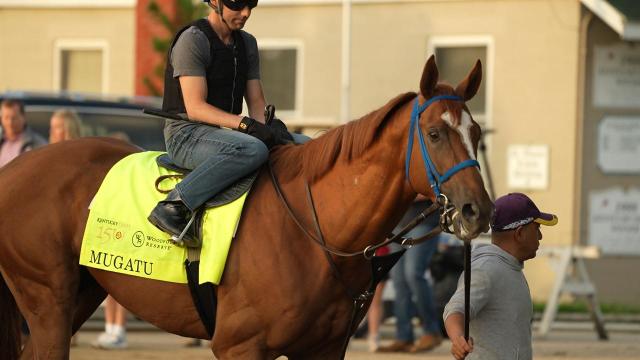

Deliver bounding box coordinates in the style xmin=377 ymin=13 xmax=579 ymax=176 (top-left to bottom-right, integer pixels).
xmin=79 ymin=151 xmax=248 ymax=285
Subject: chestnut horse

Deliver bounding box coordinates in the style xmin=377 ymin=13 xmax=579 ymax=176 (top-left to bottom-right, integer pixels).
xmin=0 ymin=56 xmax=492 ymax=359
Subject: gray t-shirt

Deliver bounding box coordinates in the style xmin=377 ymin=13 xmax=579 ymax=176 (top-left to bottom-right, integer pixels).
xmin=170 ymin=25 xmax=260 ymax=80
xmin=443 ymin=244 xmax=533 ymax=360
xmin=164 ymin=24 xmax=260 ymax=137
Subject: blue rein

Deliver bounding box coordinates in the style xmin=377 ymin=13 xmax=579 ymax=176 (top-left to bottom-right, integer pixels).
xmin=405 ymin=95 xmax=480 ymax=197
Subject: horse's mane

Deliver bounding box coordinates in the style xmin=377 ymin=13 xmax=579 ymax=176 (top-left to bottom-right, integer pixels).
xmin=271 ymin=92 xmax=416 ymax=183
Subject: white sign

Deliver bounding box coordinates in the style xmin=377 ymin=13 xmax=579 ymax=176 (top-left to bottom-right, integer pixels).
xmin=593 ymin=44 xmax=640 ymax=109
xmin=589 ymin=188 xmax=640 ymax=255
xmin=598 ymin=116 xmax=640 ymax=174
xmin=507 ymin=145 xmax=549 ymax=190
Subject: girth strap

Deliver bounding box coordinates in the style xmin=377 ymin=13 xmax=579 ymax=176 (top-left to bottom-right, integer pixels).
xmin=184 ymin=257 xmax=217 ymax=339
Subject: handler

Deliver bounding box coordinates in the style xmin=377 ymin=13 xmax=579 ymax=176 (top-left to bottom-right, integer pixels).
xmin=443 ymin=193 xmax=558 ymax=360
xmin=148 ymin=0 xmax=306 ymax=244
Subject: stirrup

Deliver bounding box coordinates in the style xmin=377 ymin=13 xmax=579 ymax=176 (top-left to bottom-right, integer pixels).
xmin=171 ymin=215 xmax=197 ymax=247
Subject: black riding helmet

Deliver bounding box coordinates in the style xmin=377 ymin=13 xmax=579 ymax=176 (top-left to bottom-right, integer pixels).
xmin=203 ymin=0 xmax=258 ymax=12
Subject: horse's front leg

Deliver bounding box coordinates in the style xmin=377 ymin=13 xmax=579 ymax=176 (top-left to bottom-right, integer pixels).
xmin=9 ymin=260 xmax=78 ymax=359
xmin=20 ymin=295 xmax=74 ymax=359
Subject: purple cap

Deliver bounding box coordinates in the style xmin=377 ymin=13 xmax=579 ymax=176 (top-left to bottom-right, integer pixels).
xmin=491 ymin=193 xmax=558 ymax=232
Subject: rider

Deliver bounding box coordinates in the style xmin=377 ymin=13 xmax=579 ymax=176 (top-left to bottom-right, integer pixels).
xmin=148 ymin=0 xmax=305 ymax=245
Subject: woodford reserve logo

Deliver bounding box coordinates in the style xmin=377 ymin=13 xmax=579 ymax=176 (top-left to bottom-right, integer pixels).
xmin=132 ymin=230 xmax=173 ymax=251
xmin=132 ymin=231 xmax=145 ymax=247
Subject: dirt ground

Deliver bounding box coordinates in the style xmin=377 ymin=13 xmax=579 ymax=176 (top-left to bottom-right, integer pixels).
xmin=69 ymin=329 xmax=640 ymax=359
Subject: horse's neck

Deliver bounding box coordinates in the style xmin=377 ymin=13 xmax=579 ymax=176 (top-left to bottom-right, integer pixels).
xmin=312 ymin=109 xmax=417 ymax=253
xmin=262 ymin=100 xmax=419 ymax=303
xmin=317 ymin=161 xmax=414 ymax=251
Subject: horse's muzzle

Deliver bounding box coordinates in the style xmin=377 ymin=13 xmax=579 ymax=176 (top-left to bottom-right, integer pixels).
xmin=452 ymin=202 xmax=492 ymax=241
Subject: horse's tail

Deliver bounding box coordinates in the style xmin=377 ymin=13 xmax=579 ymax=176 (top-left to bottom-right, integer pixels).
xmin=0 ymin=273 xmax=21 ymax=360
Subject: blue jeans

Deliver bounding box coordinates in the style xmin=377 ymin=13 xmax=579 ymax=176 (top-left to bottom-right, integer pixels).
xmin=390 ymin=202 xmax=442 ymax=342
xmin=166 ymin=123 xmax=309 ymax=211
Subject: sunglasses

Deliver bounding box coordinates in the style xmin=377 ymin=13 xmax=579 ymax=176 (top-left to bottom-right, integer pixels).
xmin=222 ymin=0 xmax=258 ymax=11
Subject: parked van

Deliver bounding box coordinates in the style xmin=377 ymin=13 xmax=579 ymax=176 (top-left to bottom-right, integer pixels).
xmin=0 ymin=92 xmax=166 ymax=151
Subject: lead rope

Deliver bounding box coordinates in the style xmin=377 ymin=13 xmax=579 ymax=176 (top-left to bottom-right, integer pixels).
xmin=437 ymin=194 xmax=472 ymax=341
xmin=440 ymin=196 xmax=472 ymax=342
xmin=464 ymin=240 xmax=471 ymax=341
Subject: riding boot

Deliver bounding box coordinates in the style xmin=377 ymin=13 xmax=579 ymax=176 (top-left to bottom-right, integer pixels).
xmin=147 ymin=191 xmax=200 ymax=247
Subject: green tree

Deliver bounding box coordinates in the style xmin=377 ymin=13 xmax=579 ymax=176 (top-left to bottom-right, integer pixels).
xmin=144 ymin=0 xmax=208 ymax=96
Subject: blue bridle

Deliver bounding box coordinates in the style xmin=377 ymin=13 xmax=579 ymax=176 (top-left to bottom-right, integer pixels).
xmin=405 ymin=95 xmax=480 ymax=197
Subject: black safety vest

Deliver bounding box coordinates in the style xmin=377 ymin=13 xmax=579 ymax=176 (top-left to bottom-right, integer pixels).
xmin=162 ymin=19 xmax=248 ymax=115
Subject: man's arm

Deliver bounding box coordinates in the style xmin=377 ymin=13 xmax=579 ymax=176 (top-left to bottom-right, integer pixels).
xmin=245 ymin=79 xmax=266 ymax=122
xmin=445 ymin=312 xmax=474 ymax=360
xmin=170 ymin=28 xmax=243 ymax=128
xmin=179 ymin=76 xmax=243 ymax=129
xmin=443 ymin=267 xmax=492 ymax=360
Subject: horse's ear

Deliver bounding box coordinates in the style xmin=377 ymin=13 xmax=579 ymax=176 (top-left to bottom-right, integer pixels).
xmin=455 ymin=59 xmax=482 ymax=101
xmin=420 ymin=55 xmax=439 ymax=99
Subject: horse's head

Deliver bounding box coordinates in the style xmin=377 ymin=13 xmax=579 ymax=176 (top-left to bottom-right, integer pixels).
xmin=406 ymin=55 xmax=493 ymax=240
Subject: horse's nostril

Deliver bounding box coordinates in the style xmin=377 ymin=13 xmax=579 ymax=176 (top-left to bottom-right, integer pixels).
xmin=461 ymin=203 xmax=479 ymax=222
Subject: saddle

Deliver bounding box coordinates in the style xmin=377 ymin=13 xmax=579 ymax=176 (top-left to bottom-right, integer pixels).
xmin=156 ymin=154 xmax=258 ymax=338
xmin=155 ymin=153 xmax=258 ymax=248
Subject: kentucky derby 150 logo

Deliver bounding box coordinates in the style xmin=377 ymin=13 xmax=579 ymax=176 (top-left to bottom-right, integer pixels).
xmin=132 ymin=231 xmax=145 ymax=247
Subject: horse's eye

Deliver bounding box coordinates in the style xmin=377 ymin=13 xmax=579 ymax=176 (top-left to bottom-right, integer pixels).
xmin=428 ymin=129 xmax=440 ymax=142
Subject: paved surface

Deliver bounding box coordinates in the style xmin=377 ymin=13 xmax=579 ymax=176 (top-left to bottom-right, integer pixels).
xmin=69 ymin=325 xmax=640 ymax=359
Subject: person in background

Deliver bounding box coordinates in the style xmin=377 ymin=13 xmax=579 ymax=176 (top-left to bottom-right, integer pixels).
xmin=430 ymin=233 xmax=465 ymax=336
xmin=379 ymin=195 xmax=446 ymax=353
xmin=92 ymin=296 xmax=128 ymax=349
xmin=49 ymin=109 xmax=83 ymax=143
xmin=0 ymin=99 xmax=47 ymax=167
xmin=444 ymin=192 xmax=557 ymax=360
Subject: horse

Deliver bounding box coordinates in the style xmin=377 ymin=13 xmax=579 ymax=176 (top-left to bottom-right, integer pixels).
xmin=0 ymin=55 xmax=492 ymax=359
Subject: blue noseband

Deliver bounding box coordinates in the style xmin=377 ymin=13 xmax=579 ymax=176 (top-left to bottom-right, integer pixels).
xmin=405 ymin=95 xmax=480 ymax=197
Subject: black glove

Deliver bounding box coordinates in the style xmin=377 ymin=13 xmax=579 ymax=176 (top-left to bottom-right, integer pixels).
xmin=237 ymin=116 xmax=282 ymax=149
xmin=264 ymin=104 xmax=294 ymax=144
xmin=269 ymin=118 xmax=294 ymax=143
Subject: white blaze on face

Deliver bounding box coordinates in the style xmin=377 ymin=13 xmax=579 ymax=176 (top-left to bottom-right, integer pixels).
xmin=441 ymin=110 xmax=477 ymax=162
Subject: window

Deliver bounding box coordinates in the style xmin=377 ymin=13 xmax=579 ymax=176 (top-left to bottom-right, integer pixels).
xmin=54 ymin=40 xmax=109 ymax=94
xmin=429 ymin=37 xmax=493 ymax=126
xmin=429 ymin=37 xmax=494 ymax=192
xmin=60 ymin=50 xmax=103 ymax=93
xmin=258 ymin=40 xmax=303 ymax=117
